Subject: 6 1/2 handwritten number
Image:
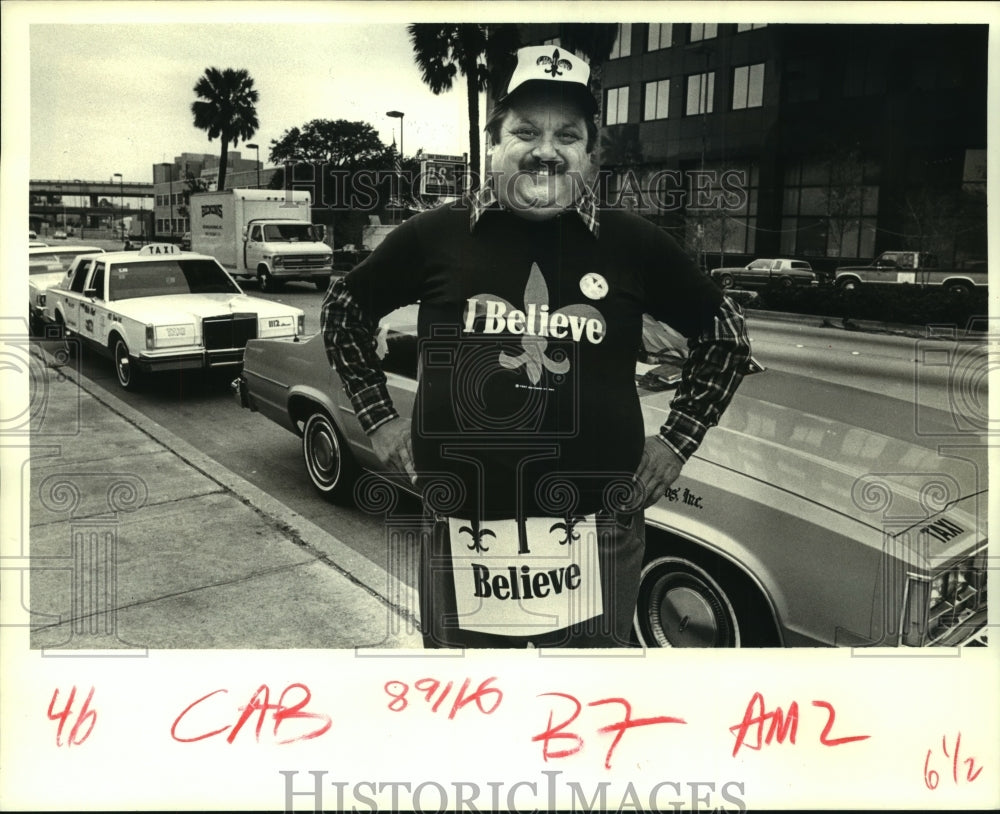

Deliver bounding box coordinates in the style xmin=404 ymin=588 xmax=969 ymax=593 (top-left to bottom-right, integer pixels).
xmin=47 ymin=686 xmax=97 ymax=747
xmin=924 ymin=733 xmax=982 ymax=790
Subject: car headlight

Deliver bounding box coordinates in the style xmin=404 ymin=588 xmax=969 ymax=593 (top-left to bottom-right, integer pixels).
xmin=901 ymin=553 xmax=987 ymax=645
xmin=322 ymin=254 xmax=332 ymax=264
xmin=273 ymin=256 xmax=284 ymax=267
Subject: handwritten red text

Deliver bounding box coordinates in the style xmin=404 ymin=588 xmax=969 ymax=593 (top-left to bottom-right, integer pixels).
xmin=924 ymin=733 xmax=983 ymax=790
xmin=47 ymin=686 xmax=97 ymax=747
xmin=170 ymin=683 xmax=331 ymax=745
xmin=384 ymin=676 xmax=503 ymax=720
xmin=533 ymin=693 xmax=686 ymax=770
xmin=730 ymin=693 xmax=870 ymax=756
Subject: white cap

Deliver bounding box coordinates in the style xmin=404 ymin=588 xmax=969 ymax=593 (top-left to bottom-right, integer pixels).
xmin=498 ymin=45 xmax=597 ymax=115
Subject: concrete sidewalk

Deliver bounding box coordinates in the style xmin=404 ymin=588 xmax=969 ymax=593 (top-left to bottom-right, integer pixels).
xmin=26 ymin=339 xmax=423 ymax=650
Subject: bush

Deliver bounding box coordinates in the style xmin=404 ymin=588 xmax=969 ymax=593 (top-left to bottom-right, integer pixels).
xmin=746 ymin=282 xmax=988 ymax=327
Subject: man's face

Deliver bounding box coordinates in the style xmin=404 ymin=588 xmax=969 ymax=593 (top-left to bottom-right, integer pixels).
xmin=490 ymin=92 xmax=594 ymax=220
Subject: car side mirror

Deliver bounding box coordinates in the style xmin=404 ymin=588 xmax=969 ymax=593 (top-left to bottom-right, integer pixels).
xmin=313 ymin=224 xmax=326 ymax=242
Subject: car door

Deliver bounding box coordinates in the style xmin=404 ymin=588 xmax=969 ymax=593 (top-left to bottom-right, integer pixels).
xmin=744 ymin=259 xmax=772 ymax=285
xmin=60 ymin=257 xmax=94 ymax=332
xmin=78 ymin=260 xmax=107 ymax=345
xmin=245 ymin=224 xmax=264 ymax=272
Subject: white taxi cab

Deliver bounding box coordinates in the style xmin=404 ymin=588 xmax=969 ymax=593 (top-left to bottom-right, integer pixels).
xmin=44 ymin=243 xmax=305 ymax=390
xmin=28 ymin=244 xmax=105 ymax=335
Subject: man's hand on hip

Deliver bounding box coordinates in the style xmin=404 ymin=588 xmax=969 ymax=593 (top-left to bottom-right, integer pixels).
xmin=634 ymin=437 xmax=685 ymax=509
xmin=370 ymin=417 xmax=416 ymax=484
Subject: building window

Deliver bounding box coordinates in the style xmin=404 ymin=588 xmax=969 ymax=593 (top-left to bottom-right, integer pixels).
xmin=647 ymin=23 xmax=673 ymax=51
xmin=780 ymin=156 xmax=879 ymax=259
xmin=609 ymin=24 xmax=632 ymax=59
xmin=690 ymin=23 xmax=718 ymax=42
xmin=843 ymin=55 xmax=887 ymax=97
xmin=606 ymin=86 xmax=630 ymax=125
xmin=643 ymin=79 xmax=670 ymax=120
xmin=736 ymin=23 xmax=767 ymax=32
xmin=685 ymin=162 xmax=759 ymax=256
xmin=732 ymin=63 xmax=765 ymax=109
xmin=685 ymin=72 xmax=715 ymax=115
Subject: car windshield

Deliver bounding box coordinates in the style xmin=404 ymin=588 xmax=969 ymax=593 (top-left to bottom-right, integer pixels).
xmin=262 ymin=223 xmax=313 ymax=242
xmin=107 ymin=259 xmax=241 ymax=300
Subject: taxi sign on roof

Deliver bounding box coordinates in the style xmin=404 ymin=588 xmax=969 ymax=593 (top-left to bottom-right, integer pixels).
xmin=138 ymin=243 xmax=181 ymax=256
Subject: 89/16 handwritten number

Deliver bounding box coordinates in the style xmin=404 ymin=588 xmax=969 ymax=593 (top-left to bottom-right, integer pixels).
xmin=47 ymin=686 xmax=97 ymax=747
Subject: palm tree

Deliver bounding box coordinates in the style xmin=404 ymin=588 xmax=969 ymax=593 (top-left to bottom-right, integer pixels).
xmin=408 ymin=24 xmax=521 ymax=192
xmin=191 ymin=67 xmax=260 ymax=192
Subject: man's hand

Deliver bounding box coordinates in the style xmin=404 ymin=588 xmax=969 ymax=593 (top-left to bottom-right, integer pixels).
xmin=369 ymin=417 xmax=416 ymax=484
xmin=634 ymin=437 xmax=685 ymax=509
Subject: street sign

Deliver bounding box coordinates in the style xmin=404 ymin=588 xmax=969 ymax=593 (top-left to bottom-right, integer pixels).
xmin=420 ymin=155 xmax=467 ymax=197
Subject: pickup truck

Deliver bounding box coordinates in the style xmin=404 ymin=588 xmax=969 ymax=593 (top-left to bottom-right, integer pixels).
xmin=709 ymin=258 xmax=818 ymax=289
xmin=835 ymin=251 xmax=987 ymax=296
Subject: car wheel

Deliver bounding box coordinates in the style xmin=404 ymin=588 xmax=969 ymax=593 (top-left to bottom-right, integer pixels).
xmin=634 ymin=556 xmax=741 ymax=647
xmin=837 ymin=277 xmax=859 ymax=291
xmin=945 ymin=281 xmax=972 ymax=297
xmin=718 ymin=273 xmax=735 ymax=289
xmin=302 ymin=410 xmax=360 ymax=503
xmin=779 ymin=276 xmax=793 ymax=288
xmin=258 ymin=267 xmax=280 ymax=293
xmin=112 ymin=336 xmax=141 ymax=390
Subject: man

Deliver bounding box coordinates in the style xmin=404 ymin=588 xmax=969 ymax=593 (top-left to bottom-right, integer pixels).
xmin=323 ymin=45 xmax=753 ymax=648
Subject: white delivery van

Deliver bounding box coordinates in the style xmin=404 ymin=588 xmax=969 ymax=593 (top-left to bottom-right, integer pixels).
xmin=190 ymin=188 xmax=333 ymax=291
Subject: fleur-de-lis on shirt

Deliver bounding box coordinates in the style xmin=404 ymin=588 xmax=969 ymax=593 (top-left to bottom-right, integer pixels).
xmin=472 ymin=263 xmax=603 ymax=385
xmin=549 ymin=514 xmax=586 ymax=546
xmin=458 ymin=519 xmax=495 ymax=553
xmin=537 ymin=48 xmax=573 ymax=78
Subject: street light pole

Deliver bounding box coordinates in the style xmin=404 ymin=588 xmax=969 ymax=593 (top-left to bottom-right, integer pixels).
xmin=113 ymin=173 xmax=123 ymax=240
xmin=246 ymin=143 xmax=261 ymax=188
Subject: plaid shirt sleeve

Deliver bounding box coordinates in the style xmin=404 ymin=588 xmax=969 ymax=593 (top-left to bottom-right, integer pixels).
xmin=656 ymin=295 xmax=754 ymax=462
xmin=320 ymin=276 xmax=398 ymax=435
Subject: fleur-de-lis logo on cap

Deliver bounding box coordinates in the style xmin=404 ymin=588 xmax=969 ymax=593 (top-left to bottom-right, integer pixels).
xmin=537 ymin=48 xmax=573 ymax=78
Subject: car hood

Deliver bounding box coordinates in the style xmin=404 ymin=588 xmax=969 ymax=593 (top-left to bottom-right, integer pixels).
xmin=28 ymin=272 xmax=65 ymax=291
xmin=110 ymin=294 xmax=301 ymax=321
xmin=640 ymin=368 xmax=988 ymax=541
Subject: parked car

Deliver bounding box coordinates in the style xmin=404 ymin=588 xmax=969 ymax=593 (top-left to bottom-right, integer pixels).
xmin=710 ymin=258 xmax=818 ymax=289
xmin=44 ymin=243 xmax=305 ymax=390
xmin=835 ymin=251 xmax=988 ymax=296
xmin=52 ymin=230 xmax=68 ymax=240
xmin=29 ymin=241 xmax=49 ymax=248
xmin=180 ymin=232 xmax=192 ymax=251
xmin=234 ymin=312 xmax=987 ymax=649
xmin=28 ymin=230 xmax=38 ymax=240
xmin=28 ymin=245 xmax=105 ymax=336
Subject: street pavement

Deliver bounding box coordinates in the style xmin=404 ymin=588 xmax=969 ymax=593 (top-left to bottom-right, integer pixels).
xmin=26 ymin=337 xmax=423 ymax=651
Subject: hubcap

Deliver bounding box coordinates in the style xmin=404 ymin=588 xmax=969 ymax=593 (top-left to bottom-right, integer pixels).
xmin=307 ymin=418 xmax=340 ymax=488
xmin=636 ymin=559 xmax=738 ymax=647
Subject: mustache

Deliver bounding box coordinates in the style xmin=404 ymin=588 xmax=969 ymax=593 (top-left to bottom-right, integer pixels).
xmin=518 ymin=159 xmax=567 ymax=174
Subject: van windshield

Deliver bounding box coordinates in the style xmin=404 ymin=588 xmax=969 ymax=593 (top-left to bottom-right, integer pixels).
xmin=262 ymin=223 xmax=313 ymax=242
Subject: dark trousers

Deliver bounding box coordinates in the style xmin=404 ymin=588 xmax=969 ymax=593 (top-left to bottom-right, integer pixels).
xmin=420 ymin=511 xmax=645 ymax=648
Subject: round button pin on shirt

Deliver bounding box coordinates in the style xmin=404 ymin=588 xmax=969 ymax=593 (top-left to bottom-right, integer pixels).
xmin=579 ymin=272 xmax=608 ymax=300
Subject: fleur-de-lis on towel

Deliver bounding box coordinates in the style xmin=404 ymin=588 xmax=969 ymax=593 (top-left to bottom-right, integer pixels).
xmin=474 ymin=263 xmax=602 ymax=385
xmin=549 ymin=514 xmax=586 ymax=546
xmin=458 ymin=519 xmax=496 ymax=553
xmin=537 ymin=48 xmax=572 ymax=78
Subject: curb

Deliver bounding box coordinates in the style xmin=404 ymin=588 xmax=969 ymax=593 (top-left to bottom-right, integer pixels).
xmin=35 ymin=340 xmax=422 ymax=631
